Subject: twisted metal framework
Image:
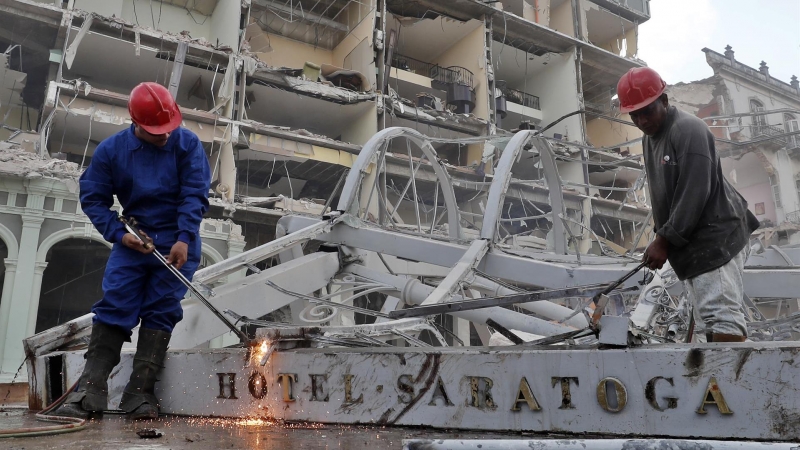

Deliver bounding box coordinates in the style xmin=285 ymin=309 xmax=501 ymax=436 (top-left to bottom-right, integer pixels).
xmin=32 ymin=128 xmax=800 ymax=359
xmin=337 ymin=127 xmax=463 ymax=239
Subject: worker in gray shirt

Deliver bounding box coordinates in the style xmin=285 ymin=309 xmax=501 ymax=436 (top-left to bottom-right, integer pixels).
xmin=617 ymin=67 xmax=760 ymax=343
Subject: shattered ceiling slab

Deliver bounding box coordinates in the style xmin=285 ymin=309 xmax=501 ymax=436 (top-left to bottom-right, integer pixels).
xmin=160 ymin=0 xmax=219 ymax=16
xmin=249 ymin=0 xmax=366 ymax=50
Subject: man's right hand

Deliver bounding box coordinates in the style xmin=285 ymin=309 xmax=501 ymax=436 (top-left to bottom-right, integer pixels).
xmin=643 ymin=234 xmax=668 ymax=270
xmin=122 ymin=231 xmax=154 ymax=254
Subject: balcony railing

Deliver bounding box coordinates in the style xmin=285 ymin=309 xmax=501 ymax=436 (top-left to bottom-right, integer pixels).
xmin=749 ymin=121 xmax=800 ymax=150
xmin=785 ymin=210 xmax=800 ymax=224
xmin=750 ymin=123 xmax=788 ymax=142
xmin=751 ymin=123 xmax=785 ymax=136
xmin=498 ymin=85 xmax=540 ymax=110
xmin=391 ymin=53 xmax=475 ymax=90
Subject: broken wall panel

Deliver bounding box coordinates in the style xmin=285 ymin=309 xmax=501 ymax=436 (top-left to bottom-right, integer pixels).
xmin=548 ymin=0 xmax=574 ymax=36
xmin=45 ymin=88 xmax=227 ymax=169
xmin=332 ymin=9 xmax=376 ymax=91
xmin=582 ymin=0 xmax=638 ymax=58
xmin=432 ymin=20 xmax=487 ymax=121
xmin=0 ymin=54 xmax=30 ymax=140
xmin=386 ymin=15 xmax=485 ymax=120
xmin=70 ymin=0 xmax=241 ymax=49
xmin=0 ymin=5 xmax=61 ymax=140
xmin=492 ymin=42 xmax=548 ymax=131
xmin=585 ymin=116 xmax=641 ymax=155
xmin=243 ymin=80 xmax=375 ymax=141
xmin=527 ymin=50 xmax=583 ymax=152
xmin=237 ymin=131 xmax=355 ymax=201
xmin=62 ymin=28 xmax=231 ymax=111
xmin=248 ymin=30 xmax=334 ymax=69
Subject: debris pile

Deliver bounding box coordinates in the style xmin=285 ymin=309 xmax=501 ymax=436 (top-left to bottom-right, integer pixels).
xmin=0 ymin=144 xmax=81 ymax=182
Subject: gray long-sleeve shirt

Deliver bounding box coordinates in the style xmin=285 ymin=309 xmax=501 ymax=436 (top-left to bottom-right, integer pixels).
xmin=643 ymin=106 xmax=759 ymax=280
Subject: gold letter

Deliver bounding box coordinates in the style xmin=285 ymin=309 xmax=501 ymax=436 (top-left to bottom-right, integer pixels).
xmin=696 ymin=377 xmax=733 ymax=415
xmin=216 ymin=373 xmax=238 ymax=399
xmin=511 ymin=377 xmax=541 ymax=412
xmin=344 ymin=374 xmax=363 ymax=404
xmin=646 ymin=377 xmax=678 ymax=411
xmin=248 ymin=372 xmax=267 ymax=400
xmin=467 ymin=376 xmax=497 ymax=410
xmin=596 ymin=377 xmax=627 ymax=413
xmin=310 ymin=374 xmax=329 ymax=402
xmin=397 ymin=374 xmax=414 ymax=404
xmin=277 ymin=373 xmax=297 ymax=402
xmin=551 ymin=377 xmax=579 ymax=409
xmin=428 ymin=377 xmax=454 ymax=407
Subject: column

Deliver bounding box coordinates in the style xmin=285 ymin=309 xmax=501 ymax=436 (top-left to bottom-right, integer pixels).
xmin=0 ymin=259 xmax=18 ymax=382
xmin=26 ymin=262 xmax=50 ymax=336
xmin=0 ymin=215 xmax=43 ymax=379
xmin=226 ymin=236 xmax=247 ymax=283
xmin=209 ymin=230 xmax=247 ymax=349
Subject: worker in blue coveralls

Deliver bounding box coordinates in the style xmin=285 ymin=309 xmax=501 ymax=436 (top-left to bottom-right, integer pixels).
xmin=54 ymin=82 xmax=211 ymax=420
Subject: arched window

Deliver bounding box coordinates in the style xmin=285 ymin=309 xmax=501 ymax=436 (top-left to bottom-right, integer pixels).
xmin=750 ymin=99 xmax=767 ymax=133
xmin=36 ymin=239 xmax=111 ymax=332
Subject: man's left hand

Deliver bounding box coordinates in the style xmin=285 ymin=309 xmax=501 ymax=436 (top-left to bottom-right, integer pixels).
xmin=166 ymin=241 xmax=189 ymax=269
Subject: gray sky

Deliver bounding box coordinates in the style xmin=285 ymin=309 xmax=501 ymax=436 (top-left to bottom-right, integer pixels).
xmin=637 ymin=0 xmax=800 ymax=85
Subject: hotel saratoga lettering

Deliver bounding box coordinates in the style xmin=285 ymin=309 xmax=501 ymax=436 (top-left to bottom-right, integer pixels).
xmin=215 ymin=372 xmax=733 ymax=415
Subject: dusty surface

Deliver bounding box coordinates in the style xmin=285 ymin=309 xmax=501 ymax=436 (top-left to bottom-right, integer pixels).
xmin=0 ymin=408 xmax=512 ymax=449
xmin=0 ymin=146 xmax=81 ymax=183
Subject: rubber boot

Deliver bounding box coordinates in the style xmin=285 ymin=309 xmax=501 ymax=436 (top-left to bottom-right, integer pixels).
xmin=50 ymin=322 xmax=127 ymax=419
xmin=120 ymin=328 xmax=170 ymax=420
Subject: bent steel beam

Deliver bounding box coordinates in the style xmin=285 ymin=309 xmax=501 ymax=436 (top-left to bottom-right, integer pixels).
xmin=480 ymin=131 xmax=532 ymax=241
xmin=480 ymin=130 xmax=567 ymax=253
xmin=346 ymin=265 xmax=574 ymax=336
xmin=171 ymin=252 xmax=342 ymax=349
xmin=535 ymin=138 xmax=568 ymax=254
xmin=420 ymin=239 xmax=490 ymax=306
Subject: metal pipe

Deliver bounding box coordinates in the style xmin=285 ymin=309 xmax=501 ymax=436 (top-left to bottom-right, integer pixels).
xmin=470 ymin=276 xmax=589 ymax=328
xmin=346 ymin=265 xmax=573 ymax=336
xmin=120 ymin=217 xmax=250 ymax=344
xmin=403 ymin=439 xmax=798 ymax=450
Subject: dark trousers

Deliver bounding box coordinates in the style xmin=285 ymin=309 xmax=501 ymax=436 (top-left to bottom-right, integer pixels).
xmin=92 ymin=235 xmax=201 ymax=335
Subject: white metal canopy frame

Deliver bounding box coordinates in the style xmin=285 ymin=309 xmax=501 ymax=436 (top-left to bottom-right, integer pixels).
xmin=22 ymin=127 xmax=800 ymax=442
xmin=336 ymin=127 xmax=463 ymax=240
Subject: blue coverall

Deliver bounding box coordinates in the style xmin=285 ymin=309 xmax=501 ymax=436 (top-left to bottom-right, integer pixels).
xmin=79 ymin=125 xmax=211 ymax=335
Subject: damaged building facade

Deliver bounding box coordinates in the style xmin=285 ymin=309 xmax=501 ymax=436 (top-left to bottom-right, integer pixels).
xmin=0 ymin=0 xmax=650 ymax=382
xmin=669 ymin=46 xmax=800 ymax=246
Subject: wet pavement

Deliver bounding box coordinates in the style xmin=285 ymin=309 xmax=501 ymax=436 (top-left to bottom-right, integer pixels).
xmin=0 ymin=407 xmax=513 ymax=449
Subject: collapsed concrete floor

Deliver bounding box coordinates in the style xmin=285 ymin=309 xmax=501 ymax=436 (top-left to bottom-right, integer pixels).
xmin=0 ymin=407 xmax=511 ymax=449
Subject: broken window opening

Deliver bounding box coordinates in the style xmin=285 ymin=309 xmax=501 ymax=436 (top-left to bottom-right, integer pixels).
xmin=0 ymin=12 xmax=59 ymax=139
xmin=250 ymin=0 xmax=374 ymax=51
xmin=36 ymin=238 xmax=110 ymax=333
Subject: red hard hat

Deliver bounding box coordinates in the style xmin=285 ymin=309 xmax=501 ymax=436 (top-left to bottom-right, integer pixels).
xmin=616 ymin=67 xmax=667 ymax=114
xmin=128 ymin=82 xmax=182 ymax=135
